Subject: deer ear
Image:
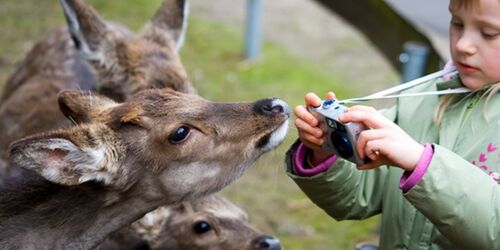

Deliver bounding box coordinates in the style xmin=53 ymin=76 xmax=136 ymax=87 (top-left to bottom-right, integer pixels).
xmin=103 ymin=101 xmax=153 ymax=129
xmin=9 ymin=125 xmax=121 ymax=186
xmin=132 ymin=206 xmax=171 ymax=237
xmin=140 ymin=0 xmax=189 ymax=51
xmin=58 ymin=90 xmax=117 ymax=124
xmin=59 ymin=0 xmax=108 ymax=60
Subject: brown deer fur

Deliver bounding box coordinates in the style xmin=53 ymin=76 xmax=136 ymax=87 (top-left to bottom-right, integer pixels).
xmin=100 ymin=194 xmax=282 ymax=250
xmin=0 ymin=89 xmax=289 ymax=249
xmin=0 ymin=0 xmax=194 ymax=156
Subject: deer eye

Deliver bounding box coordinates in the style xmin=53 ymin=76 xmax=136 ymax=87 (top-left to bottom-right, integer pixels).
xmin=193 ymin=220 xmax=212 ymax=234
xmin=168 ymin=126 xmax=191 ymax=143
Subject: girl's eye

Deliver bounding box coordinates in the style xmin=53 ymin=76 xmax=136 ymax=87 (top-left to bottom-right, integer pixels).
xmin=168 ymin=126 xmax=191 ymax=143
xmin=482 ymin=29 xmax=499 ymax=39
xmin=192 ymin=220 xmax=212 ymax=234
xmin=450 ymin=20 xmax=463 ymax=29
xmin=450 ymin=16 xmax=463 ymax=29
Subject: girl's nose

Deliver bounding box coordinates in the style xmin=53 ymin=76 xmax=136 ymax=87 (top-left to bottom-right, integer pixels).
xmin=455 ymin=33 xmax=477 ymax=55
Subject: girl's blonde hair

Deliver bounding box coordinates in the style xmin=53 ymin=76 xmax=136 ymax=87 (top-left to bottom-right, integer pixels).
xmin=433 ymin=83 xmax=500 ymax=124
xmin=452 ymin=0 xmax=479 ymax=9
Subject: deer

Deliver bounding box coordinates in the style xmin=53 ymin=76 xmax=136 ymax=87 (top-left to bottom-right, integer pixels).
xmin=0 ymin=88 xmax=289 ymax=250
xmin=0 ymin=1 xmax=286 ymax=248
xmin=0 ymin=0 xmax=195 ymax=156
xmin=100 ymin=194 xmax=282 ymax=250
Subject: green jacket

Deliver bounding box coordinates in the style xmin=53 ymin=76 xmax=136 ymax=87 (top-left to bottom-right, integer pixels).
xmin=285 ymin=77 xmax=500 ymax=249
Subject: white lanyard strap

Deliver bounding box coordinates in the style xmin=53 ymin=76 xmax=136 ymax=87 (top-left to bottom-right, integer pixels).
xmin=338 ymin=88 xmax=471 ymax=104
xmin=338 ymin=67 xmax=470 ymax=104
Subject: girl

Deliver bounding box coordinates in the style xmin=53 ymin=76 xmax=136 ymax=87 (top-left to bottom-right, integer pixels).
xmin=286 ymin=0 xmax=500 ymax=248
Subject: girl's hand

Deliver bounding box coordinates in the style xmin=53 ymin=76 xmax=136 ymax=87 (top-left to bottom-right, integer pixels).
xmin=293 ymin=92 xmax=335 ymax=165
xmin=339 ymin=105 xmax=424 ymax=172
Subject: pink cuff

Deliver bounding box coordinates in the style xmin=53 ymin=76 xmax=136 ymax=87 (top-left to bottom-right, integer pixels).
xmin=293 ymin=143 xmax=337 ymax=177
xmin=399 ymin=144 xmax=434 ymax=193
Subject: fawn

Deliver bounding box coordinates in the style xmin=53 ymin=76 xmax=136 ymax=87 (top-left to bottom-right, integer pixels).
xmin=101 ymin=194 xmax=282 ymax=250
xmin=0 ymin=89 xmax=289 ymax=249
xmin=0 ymin=0 xmax=194 ymax=155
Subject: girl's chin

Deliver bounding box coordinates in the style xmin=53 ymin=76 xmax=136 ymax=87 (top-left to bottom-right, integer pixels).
xmin=462 ymin=79 xmax=492 ymax=90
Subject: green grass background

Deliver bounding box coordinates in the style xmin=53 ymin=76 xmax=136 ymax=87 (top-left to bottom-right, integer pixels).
xmin=0 ymin=1 xmax=383 ymax=249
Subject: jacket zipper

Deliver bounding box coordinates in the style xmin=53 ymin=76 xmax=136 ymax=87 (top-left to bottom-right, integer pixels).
xmin=457 ymin=93 xmax=481 ymax=132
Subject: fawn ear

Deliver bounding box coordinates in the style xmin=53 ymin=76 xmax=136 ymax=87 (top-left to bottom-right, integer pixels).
xmin=59 ymin=0 xmax=108 ymax=61
xmin=140 ymin=0 xmax=189 ymax=51
xmin=132 ymin=206 xmax=171 ymax=238
xmin=58 ymin=90 xmax=118 ymax=124
xmin=9 ymin=125 xmax=122 ymax=186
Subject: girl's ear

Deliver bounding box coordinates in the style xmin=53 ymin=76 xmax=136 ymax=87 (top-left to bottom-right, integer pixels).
xmin=140 ymin=0 xmax=189 ymax=51
xmin=58 ymin=90 xmax=118 ymax=124
xmin=9 ymin=124 xmax=123 ymax=186
xmin=59 ymin=0 xmax=108 ymax=61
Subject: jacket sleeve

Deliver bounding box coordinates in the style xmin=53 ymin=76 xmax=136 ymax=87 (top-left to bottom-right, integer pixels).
xmin=404 ymin=144 xmax=500 ymax=249
xmin=284 ymin=106 xmax=398 ymax=221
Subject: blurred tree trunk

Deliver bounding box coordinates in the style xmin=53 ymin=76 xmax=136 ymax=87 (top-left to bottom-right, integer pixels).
xmin=311 ymin=0 xmax=443 ymax=74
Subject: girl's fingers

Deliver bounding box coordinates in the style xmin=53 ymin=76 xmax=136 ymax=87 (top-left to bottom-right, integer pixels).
xmin=357 ymin=159 xmax=384 ymax=170
xmin=356 ymin=140 xmax=388 ymax=170
xmin=326 ymin=91 xmax=336 ymax=100
xmin=293 ymin=91 xmax=339 ymax=151
xmin=304 ymin=92 xmax=323 ymax=107
xmin=356 ymin=129 xmax=387 ymax=159
xmin=298 ymin=130 xmax=324 ymax=146
xmin=364 ymin=139 xmax=385 ymax=161
xmin=340 ymin=108 xmax=392 ymax=129
xmin=298 ymin=92 xmax=336 ymax=124
xmin=349 ymin=105 xmax=378 ymax=113
xmin=295 ymin=118 xmax=323 ymax=138
xmin=294 ymin=105 xmax=318 ymax=127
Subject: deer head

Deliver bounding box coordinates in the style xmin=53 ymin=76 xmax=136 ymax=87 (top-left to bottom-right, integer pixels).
xmin=60 ymin=0 xmax=195 ymax=100
xmin=101 ymin=194 xmax=282 ymax=250
xmin=1 ymin=89 xmax=288 ymax=249
xmin=10 ymin=88 xmax=289 ymax=198
xmin=139 ymin=194 xmax=282 ymax=250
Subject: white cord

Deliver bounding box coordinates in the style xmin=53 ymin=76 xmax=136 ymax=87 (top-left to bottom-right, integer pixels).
xmin=337 ymin=67 xmax=469 ymax=104
xmin=338 ymin=88 xmax=471 ymax=104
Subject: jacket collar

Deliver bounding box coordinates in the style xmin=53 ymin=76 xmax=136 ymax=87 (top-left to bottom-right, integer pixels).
xmin=436 ymin=75 xmax=464 ymax=91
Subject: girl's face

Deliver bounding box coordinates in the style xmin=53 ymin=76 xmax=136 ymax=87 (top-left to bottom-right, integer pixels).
xmin=449 ymin=0 xmax=500 ymax=89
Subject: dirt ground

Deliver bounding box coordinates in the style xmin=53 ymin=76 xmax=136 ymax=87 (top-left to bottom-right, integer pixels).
xmin=190 ymin=0 xmax=400 ymax=95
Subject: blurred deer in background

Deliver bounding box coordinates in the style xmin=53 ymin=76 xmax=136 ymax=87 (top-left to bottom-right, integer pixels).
xmin=101 ymin=194 xmax=282 ymax=250
xmin=0 ymin=89 xmax=289 ymax=249
xmin=0 ymin=0 xmax=195 ymax=156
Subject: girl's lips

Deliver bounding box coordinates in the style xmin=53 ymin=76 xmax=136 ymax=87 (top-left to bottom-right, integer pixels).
xmin=457 ymin=62 xmax=479 ymax=73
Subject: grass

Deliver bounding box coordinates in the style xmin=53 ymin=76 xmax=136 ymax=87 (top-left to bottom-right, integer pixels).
xmin=0 ymin=1 xmax=380 ymax=249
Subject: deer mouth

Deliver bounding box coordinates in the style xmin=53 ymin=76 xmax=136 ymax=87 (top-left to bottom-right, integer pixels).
xmin=254 ymin=98 xmax=290 ymax=151
xmin=256 ymin=118 xmax=289 ymax=151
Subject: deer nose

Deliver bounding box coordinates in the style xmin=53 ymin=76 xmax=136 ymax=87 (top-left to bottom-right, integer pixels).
xmin=256 ymin=98 xmax=290 ymax=117
xmin=252 ymin=235 xmax=282 ymax=250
